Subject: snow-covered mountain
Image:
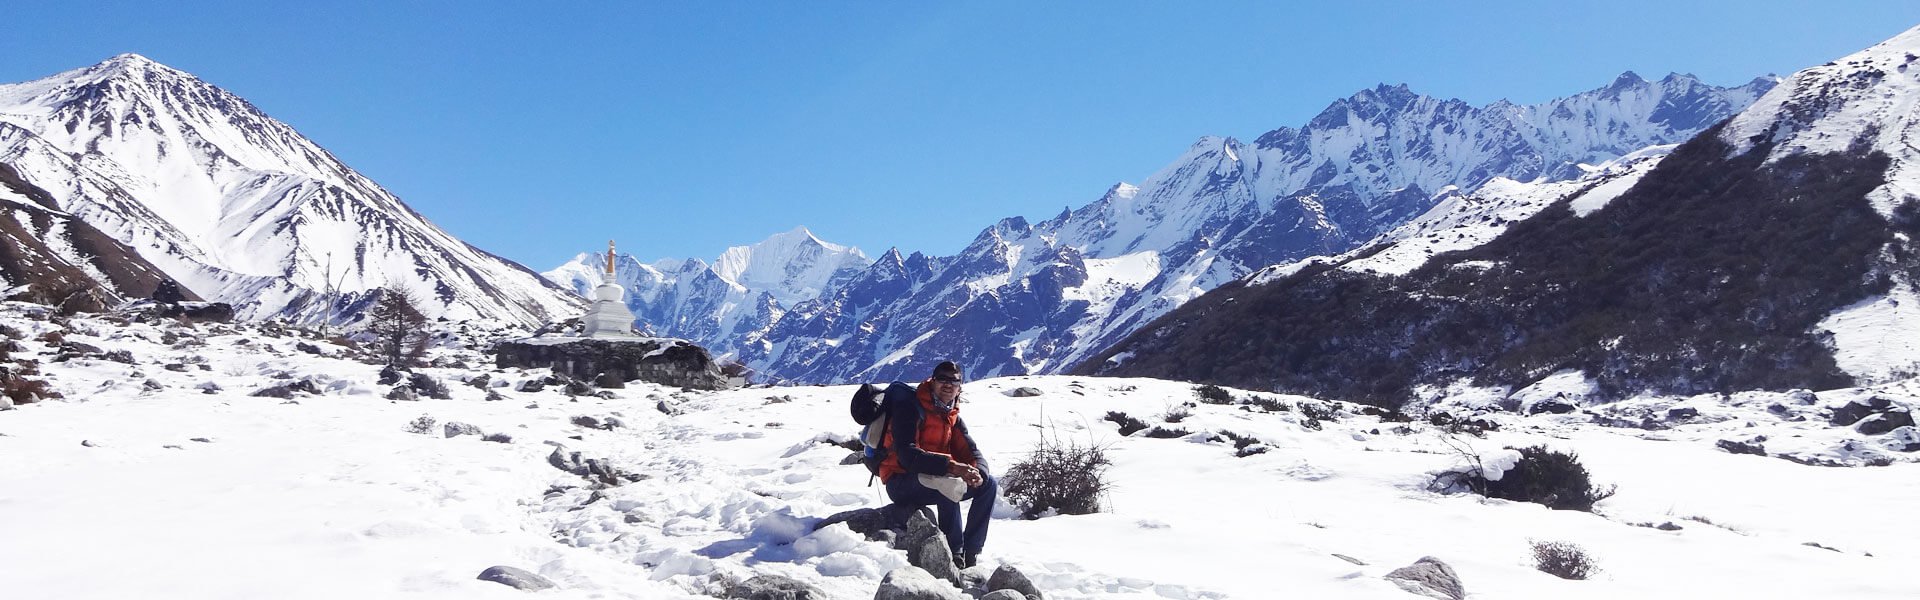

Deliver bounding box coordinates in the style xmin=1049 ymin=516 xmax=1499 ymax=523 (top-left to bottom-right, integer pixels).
xmin=0 ymin=54 xmax=583 ymax=326
xmin=544 ymin=227 xmax=869 ymax=362
xmin=649 ymin=72 xmax=1771 ymax=383
xmin=1084 ymin=25 xmax=1920 ymax=405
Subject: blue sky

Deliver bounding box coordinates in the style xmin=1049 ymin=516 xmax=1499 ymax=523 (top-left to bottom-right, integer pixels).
xmin=4 ymin=2 xmax=1916 ymax=269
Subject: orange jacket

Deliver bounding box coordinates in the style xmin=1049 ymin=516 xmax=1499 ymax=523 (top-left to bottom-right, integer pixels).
xmin=878 ymin=379 xmax=984 ymax=482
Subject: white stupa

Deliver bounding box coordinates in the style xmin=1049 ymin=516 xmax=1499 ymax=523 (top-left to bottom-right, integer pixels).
xmin=581 ymin=240 xmax=639 ymax=339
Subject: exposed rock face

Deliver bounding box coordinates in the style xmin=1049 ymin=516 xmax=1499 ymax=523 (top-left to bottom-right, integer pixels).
xmin=493 ymin=337 xmax=727 ymax=390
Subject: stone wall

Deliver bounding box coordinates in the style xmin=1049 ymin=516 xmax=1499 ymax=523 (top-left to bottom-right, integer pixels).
xmin=493 ymin=337 xmax=728 ymax=390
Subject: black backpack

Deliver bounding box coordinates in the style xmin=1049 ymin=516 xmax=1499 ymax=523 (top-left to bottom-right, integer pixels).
xmin=850 ymin=382 xmax=912 ymax=485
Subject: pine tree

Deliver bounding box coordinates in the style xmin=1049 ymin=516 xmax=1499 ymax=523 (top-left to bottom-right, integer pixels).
xmin=366 ymin=287 xmax=427 ymax=366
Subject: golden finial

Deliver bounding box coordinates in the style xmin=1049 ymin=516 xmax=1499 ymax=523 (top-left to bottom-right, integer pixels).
xmin=606 ymin=240 xmax=617 ymax=277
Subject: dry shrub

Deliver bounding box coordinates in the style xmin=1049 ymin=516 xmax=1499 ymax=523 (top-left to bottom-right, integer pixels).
xmin=1002 ymin=437 xmax=1112 ymax=519
xmin=1532 ymin=540 xmax=1599 ymax=580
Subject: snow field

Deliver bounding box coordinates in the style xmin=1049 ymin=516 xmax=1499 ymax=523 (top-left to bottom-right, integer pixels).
xmin=1 ymin=306 xmax=1916 ymax=599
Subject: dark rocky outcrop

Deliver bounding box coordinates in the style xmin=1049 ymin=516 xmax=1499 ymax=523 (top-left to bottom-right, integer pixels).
xmin=251 ymin=379 xmax=320 ymax=398
xmin=1716 ymin=438 xmax=1768 ymax=456
xmin=476 ymin=565 xmax=555 ymax=591
xmin=494 ymin=337 xmax=727 ymax=390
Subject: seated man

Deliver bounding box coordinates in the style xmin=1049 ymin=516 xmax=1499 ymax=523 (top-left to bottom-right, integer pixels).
xmin=878 ymin=360 xmax=997 ymax=568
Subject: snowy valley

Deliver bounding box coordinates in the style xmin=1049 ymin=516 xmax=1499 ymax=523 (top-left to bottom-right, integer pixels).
xmin=2 ymin=305 xmax=1916 ymax=599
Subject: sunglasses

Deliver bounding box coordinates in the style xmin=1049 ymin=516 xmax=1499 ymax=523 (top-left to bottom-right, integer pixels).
xmin=933 ymin=376 xmax=964 ymax=384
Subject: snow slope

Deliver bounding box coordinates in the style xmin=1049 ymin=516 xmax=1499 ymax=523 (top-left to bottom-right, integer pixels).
xmin=1 ymin=303 xmax=1914 ymax=599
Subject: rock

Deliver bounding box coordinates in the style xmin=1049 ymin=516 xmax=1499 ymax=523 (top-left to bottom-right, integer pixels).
xmin=911 ymin=531 xmax=959 ymax=585
xmin=1830 ymin=396 xmax=1894 ymax=426
xmin=516 ymin=378 xmax=548 ymax=393
xmin=102 ymin=350 xmax=135 ymax=364
xmin=1004 ymin=387 xmax=1044 ymax=397
xmin=409 ymin=373 xmax=452 ymax=400
xmin=386 ymin=385 xmax=419 ymax=401
xmin=815 ymin=506 xmax=908 ymax=541
xmin=444 ymin=422 xmax=484 ymax=438
xmin=1529 ymin=399 xmax=1577 ymax=415
xmin=141 ymin=379 xmax=164 ymax=392
xmin=1384 ymin=556 xmax=1465 ymax=600
xmin=377 ymin=365 xmax=408 ymax=386
xmin=191 ymin=437 xmax=212 ymax=443
xmin=572 ymin=415 xmax=611 ymax=430
xmin=295 ymin=342 xmax=322 ymax=355
xmin=250 ymin=379 xmax=320 ymax=398
xmin=485 ymin=389 xmax=507 ymax=402
xmin=476 ymin=565 xmax=555 ymax=591
xmin=656 ymin=400 xmax=675 ymax=415
xmin=81 ymin=439 xmax=99 ymax=447
xmin=466 ymin=374 xmax=492 ymax=389
xmin=483 ymin=433 xmax=513 ymax=444
xmin=563 ymin=377 xmax=594 ymax=397
xmin=1666 ymin=407 xmax=1699 ymax=420
xmin=1856 ymin=409 xmax=1914 ymax=436
xmin=721 ymin=573 xmax=822 ymax=600
xmin=1715 ymin=439 xmax=1768 ymax=456
xmin=594 ymin=371 xmax=626 ymax=389
xmin=980 ymin=591 xmax=1026 ymax=600
xmin=874 ymin=567 xmax=966 ymax=600
xmin=986 ymin=565 xmax=1043 ymax=600
xmin=163 ymin=363 xmax=189 ymax=372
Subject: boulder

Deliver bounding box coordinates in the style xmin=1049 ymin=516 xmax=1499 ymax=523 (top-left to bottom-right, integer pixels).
xmin=251 ymin=379 xmax=320 ymax=399
xmin=386 ymin=385 xmax=419 ymax=401
xmin=980 ymin=591 xmax=1026 ymax=600
xmin=1666 ymin=407 xmax=1699 ymax=420
xmin=721 ymin=574 xmax=822 ymax=600
xmin=466 ymin=374 xmax=492 ymax=389
xmin=1856 ymin=409 xmax=1914 ymax=436
xmin=1384 ymin=556 xmax=1465 ymax=600
xmin=987 ymin=565 xmax=1043 ymax=599
xmin=1004 ymin=387 xmax=1044 ymax=397
xmin=1529 ymin=399 xmax=1577 ymax=415
xmin=815 ymin=506 xmax=912 ymax=542
xmin=1715 ymin=438 xmax=1767 ymax=456
xmin=1830 ymin=396 xmax=1894 ymax=426
xmin=476 ymin=565 xmax=555 ymax=591
xmin=377 ymin=365 xmax=408 ymax=386
xmin=901 ymin=511 xmax=958 ymax=584
xmin=874 ymin=567 xmax=965 ymax=600
xmin=483 ymin=433 xmax=513 ymax=444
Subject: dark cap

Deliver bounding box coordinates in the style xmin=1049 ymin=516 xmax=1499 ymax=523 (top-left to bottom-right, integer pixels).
xmin=931 ymin=360 xmax=963 ymax=381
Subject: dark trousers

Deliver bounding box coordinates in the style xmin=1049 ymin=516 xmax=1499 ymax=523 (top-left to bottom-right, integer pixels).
xmin=885 ymin=472 xmax=997 ymax=556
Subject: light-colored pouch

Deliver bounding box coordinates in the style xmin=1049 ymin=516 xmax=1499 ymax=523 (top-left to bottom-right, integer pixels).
xmin=918 ymin=474 xmax=968 ymax=502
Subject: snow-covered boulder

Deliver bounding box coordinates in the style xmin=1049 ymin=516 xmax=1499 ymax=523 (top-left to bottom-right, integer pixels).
xmin=475 ymin=565 xmax=554 ymax=591
xmin=875 ymin=566 xmax=966 ymax=600
xmin=1384 ymin=556 xmax=1465 ymax=600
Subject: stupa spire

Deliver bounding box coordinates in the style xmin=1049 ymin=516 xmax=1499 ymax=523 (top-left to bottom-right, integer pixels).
xmin=606 ymin=240 xmax=616 ymax=277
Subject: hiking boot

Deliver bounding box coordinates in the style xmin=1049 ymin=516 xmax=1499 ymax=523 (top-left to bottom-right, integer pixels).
xmin=963 ymin=550 xmax=980 ymax=569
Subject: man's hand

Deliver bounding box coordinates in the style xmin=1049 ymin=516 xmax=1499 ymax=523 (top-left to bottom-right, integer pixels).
xmin=949 ymin=462 xmax=983 ymax=488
